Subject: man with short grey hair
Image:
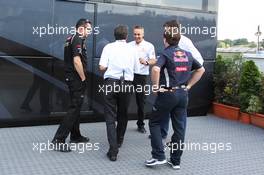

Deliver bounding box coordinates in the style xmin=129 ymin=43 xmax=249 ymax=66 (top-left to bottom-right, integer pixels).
xmin=129 ymin=26 xmax=156 ymax=133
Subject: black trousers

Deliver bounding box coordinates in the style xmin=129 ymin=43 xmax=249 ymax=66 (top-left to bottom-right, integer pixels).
xmin=103 ymin=79 xmax=132 ymax=154
xmin=53 ymin=74 xmax=86 ymax=142
xmin=132 ymin=74 xmax=147 ymax=127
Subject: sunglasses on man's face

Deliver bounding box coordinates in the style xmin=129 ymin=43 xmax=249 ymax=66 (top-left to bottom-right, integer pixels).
xmin=175 ymin=55 xmax=186 ymax=58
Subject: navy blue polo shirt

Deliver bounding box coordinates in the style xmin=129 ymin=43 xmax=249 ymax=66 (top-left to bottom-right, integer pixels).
xmin=156 ymin=45 xmax=202 ymax=88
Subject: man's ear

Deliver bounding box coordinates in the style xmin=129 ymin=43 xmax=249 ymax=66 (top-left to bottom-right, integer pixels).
xmin=163 ymin=38 xmax=167 ymax=45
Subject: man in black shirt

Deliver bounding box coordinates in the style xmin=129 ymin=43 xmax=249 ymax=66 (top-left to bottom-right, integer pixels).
xmin=145 ymin=20 xmax=205 ymax=169
xmin=52 ymin=19 xmax=92 ymax=152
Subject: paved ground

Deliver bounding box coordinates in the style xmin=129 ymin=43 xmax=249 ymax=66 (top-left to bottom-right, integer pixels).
xmin=0 ymin=114 xmax=264 ymax=175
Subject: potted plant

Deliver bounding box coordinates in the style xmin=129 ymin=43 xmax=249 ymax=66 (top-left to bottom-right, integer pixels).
xmin=239 ymin=61 xmax=262 ymax=111
xmin=238 ymin=60 xmax=262 ymax=124
xmin=240 ymin=95 xmax=262 ymax=124
xmin=213 ymin=55 xmax=242 ymax=120
xmin=250 ymin=73 xmax=264 ymax=128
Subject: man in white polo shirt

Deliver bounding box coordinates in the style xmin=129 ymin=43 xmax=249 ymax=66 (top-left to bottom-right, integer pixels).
xmin=99 ymin=25 xmax=136 ymax=161
xmin=129 ymin=26 xmax=157 ymax=134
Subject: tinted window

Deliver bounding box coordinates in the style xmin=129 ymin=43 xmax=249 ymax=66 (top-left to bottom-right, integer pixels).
xmin=112 ymin=0 xmax=204 ymax=10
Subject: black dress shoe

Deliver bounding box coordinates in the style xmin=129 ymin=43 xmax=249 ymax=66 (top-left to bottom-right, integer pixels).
xmin=70 ymin=136 xmax=90 ymax=143
xmin=51 ymin=139 xmax=71 ymax=152
xmin=107 ymin=152 xmax=117 ymax=161
xmin=137 ymin=126 xmax=147 ymax=133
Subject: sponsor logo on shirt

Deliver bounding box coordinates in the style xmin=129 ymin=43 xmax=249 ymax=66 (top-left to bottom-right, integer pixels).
xmin=174 ymin=50 xmax=188 ymax=62
xmin=175 ymin=66 xmax=188 ymax=72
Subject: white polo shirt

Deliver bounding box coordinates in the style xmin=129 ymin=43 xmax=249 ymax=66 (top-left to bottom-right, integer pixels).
xmin=99 ymin=40 xmax=136 ymax=81
xmin=128 ymin=40 xmax=156 ymax=75
xmin=179 ymin=35 xmax=204 ymax=65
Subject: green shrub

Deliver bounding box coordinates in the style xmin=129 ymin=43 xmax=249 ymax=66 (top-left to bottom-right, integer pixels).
xmin=246 ymin=95 xmax=262 ymax=114
xmin=214 ymin=54 xmax=263 ymax=112
xmin=239 ymin=60 xmax=262 ymax=112
xmin=214 ymin=54 xmax=242 ymax=106
xmin=214 ymin=55 xmax=228 ymax=103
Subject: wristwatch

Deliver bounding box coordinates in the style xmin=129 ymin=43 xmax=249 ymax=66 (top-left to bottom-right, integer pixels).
xmin=145 ymin=61 xmax=149 ymax=65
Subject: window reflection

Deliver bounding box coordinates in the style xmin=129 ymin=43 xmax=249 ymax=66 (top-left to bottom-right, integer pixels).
xmin=112 ymin=0 xmax=202 ymax=10
xmin=110 ymin=0 xmax=218 ymax=12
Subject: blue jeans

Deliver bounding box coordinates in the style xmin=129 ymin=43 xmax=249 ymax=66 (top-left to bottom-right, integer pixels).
xmin=160 ymin=113 xmax=170 ymax=139
xmin=149 ymin=89 xmax=188 ymax=164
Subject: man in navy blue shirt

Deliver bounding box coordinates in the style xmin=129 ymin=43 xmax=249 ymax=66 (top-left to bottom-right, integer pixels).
xmin=145 ymin=20 xmax=205 ymax=170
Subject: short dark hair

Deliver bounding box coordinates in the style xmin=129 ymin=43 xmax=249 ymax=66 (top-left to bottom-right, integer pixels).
xmin=163 ymin=20 xmax=181 ymax=46
xmin=114 ymin=25 xmax=128 ymax=40
xmin=133 ymin=25 xmax=144 ymax=30
xmin=76 ymin=18 xmax=91 ymax=29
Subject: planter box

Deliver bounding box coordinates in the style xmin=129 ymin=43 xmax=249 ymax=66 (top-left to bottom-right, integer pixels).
xmin=239 ymin=112 xmax=251 ymax=124
xmin=251 ymin=113 xmax=264 ymax=128
xmin=213 ymin=102 xmax=240 ymax=120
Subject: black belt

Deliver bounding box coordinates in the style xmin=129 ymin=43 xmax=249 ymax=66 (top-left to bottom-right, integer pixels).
xmin=165 ymin=85 xmax=186 ymax=89
xmin=162 ymin=85 xmax=187 ymax=92
xmin=105 ymin=78 xmax=132 ymax=83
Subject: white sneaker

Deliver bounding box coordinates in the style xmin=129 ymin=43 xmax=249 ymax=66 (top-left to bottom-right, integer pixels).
xmin=145 ymin=158 xmax=167 ymax=166
xmin=167 ymin=160 xmax=180 ymax=170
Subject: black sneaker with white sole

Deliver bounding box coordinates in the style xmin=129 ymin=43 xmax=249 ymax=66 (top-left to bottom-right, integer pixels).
xmin=167 ymin=160 xmax=180 ymax=170
xmin=145 ymin=158 xmax=167 ymax=166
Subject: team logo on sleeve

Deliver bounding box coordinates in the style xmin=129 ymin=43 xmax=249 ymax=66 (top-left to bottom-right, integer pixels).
xmin=76 ymin=44 xmax=82 ymax=54
xmin=173 ymin=50 xmax=188 ymax=62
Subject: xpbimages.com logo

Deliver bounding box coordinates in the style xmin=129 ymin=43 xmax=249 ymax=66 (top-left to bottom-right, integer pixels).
xmin=164 ymin=141 xmax=232 ymax=154
xmin=98 ymin=83 xmax=168 ymax=95
xmin=32 ymin=24 xmax=100 ymax=37
xmin=164 ymin=24 xmax=217 ymax=38
xmin=32 ymin=140 xmax=100 ymax=153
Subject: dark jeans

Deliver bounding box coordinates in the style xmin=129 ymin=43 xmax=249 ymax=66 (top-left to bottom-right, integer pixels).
xmin=132 ymin=74 xmax=147 ymax=127
xmin=149 ymin=89 xmax=188 ymax=164
xmin=104 ymin=79 xmax=132 ymax=154
xmin=53 ymin=73 xmax=86 ymax=142
xmin=160 ymin=113 xmax=170 ymax=138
